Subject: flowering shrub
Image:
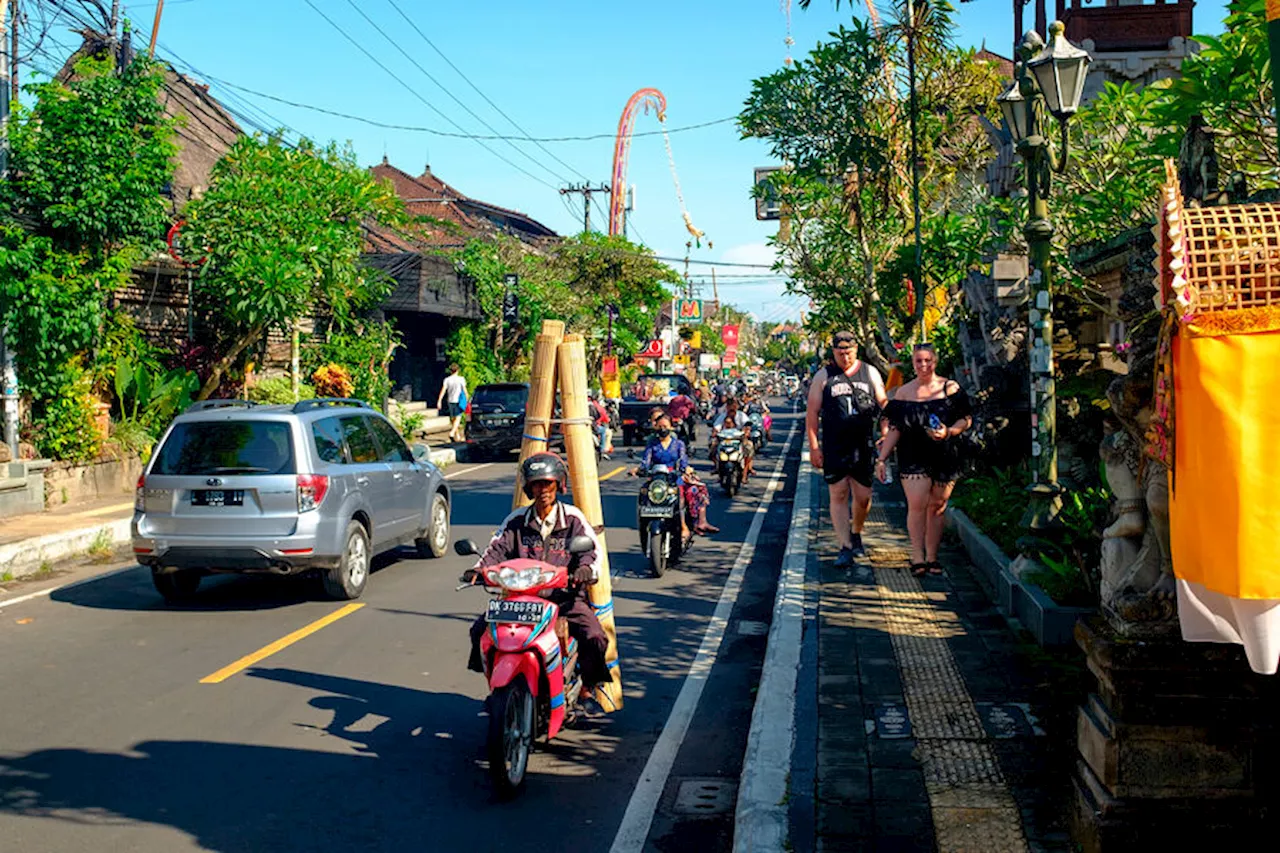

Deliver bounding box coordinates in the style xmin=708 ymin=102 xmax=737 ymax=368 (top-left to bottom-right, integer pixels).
xmin=312 ymin=364 xmax=355 ymax=399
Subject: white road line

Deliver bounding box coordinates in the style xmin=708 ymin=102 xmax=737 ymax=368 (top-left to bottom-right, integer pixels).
xmin=0 ymin=565 xmax=138 ymax=611
xmin=444 ymin=462 xmax=494 ymax=480
xmin=734 ymin=451 xmax=813 ymax=852
xmin=609 ymin=419 xmax=799 ymax=853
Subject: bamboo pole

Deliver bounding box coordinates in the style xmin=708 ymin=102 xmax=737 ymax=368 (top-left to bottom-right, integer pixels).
xmin=513 ymin=319 xmax=565 ymax=510
xmin=557 ymin=333 xmax=623 ymax=712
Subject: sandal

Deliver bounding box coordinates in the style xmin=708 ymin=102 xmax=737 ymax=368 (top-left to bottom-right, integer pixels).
xmin=926 ymin=561 xmax=944 ymax=575
xmin=909 ymin=563 xmax=929 ymax=577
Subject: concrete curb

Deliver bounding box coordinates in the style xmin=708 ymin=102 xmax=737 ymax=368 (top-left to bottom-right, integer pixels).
xmin=0 ymin=517 xmax=132 ymax=580
xmin=733 ymin=452 xmax=814 ymax=853
xmin=427 ymin=448 xmax=456 ymax=468
xmin=947 ymin=507 xmax=1018 ymax=615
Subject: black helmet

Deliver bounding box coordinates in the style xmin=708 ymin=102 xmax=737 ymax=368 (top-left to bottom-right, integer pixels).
xmin=521 ymin=452 xmax=568 ymax=498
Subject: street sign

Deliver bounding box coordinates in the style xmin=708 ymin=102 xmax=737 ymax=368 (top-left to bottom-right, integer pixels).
xmin=637 ymin=339 xmax=664 ymax=359
xmin=501 ymin=273 xmax=520 ymax=325
xmin=722 ymin=324 xmax=740 ymax=349
xmin=722 ymin=351 xmax=738 ymax=366
xmin=502 ymin=290 xmax=519 ymax=325
xmin=677 ymin=299 xmax=703 ymax=322
xmin=754 ymin=167 xmax=783 ymax=221
xmin=674 ymin=354 xmax=691 ymax=366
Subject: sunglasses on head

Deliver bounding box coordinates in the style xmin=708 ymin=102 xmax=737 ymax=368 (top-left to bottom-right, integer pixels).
xmin=913 ymin=342 xmax=935 ymax=352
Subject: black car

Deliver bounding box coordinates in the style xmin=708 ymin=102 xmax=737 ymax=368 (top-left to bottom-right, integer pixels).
xmin=466 ymin=383 xmax=530 ymax=459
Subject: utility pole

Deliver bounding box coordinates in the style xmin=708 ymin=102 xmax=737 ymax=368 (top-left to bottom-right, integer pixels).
xmin=110 ymin=0 xmax=121 ymax=37
xmin=0 ymin=0 xmax=17 ymax=459
xmin=8 ymin=0 xmax=15 ymax=105
xmin=148 ymin=0 xmax=166 ymax=58
xmin=559 ymin=183 xmax=610 ymax=234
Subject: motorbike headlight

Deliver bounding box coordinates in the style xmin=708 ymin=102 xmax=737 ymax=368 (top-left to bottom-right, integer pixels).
xmin=497 ymin=565 xmax=555 ymax=592
xmin=647 ymin=479 xmax=672 ymax=503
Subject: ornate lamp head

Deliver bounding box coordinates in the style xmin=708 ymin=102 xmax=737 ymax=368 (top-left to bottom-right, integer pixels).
xmin=996 ymin=76 xmax=1029 ymax=144
xmin=1027 ymin=21 xmax=1092 ymax=121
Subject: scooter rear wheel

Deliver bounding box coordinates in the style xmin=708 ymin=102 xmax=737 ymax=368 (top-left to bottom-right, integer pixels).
xmin=488 ymin=679 xmax=535 ymax=798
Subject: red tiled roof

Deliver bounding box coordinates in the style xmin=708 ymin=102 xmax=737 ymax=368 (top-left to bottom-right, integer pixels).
xmin=367 ymin=161 xmax=490 ymax=250
xmin=976 ymin=48 xmax=1015 ymax=80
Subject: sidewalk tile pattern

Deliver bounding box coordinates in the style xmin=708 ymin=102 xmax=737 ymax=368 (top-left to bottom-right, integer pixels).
xmin=809 ymin=484 xmax=1065 ymax=853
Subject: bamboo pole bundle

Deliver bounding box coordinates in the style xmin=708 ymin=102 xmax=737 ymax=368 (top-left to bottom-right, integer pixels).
xmin=557 ymin=333 xmax=624 ymax=711
xmin=513 ymin=320 xmax=565 ymax=510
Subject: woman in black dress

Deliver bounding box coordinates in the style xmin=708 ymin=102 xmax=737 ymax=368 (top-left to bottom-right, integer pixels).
xmin=875 ymin=343 xmax=973 ymax=576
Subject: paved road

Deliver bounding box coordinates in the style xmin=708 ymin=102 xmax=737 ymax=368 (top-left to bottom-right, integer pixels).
xmin=0 ymin=404 xmax=803 ymax=853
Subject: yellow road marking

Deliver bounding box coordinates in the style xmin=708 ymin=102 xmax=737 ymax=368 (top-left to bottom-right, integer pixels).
xmin=199 ymin=603 xmax=365 ymax=684
xmin=598 ymin=465 xmax=628 ymax=482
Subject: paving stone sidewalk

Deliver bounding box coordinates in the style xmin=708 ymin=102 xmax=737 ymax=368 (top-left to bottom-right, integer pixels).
xmin=789 ymin=479 xmax=1084 ymax=853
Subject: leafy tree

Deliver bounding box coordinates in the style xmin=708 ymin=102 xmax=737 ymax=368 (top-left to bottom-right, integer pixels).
xmin=183 ymin=136 xmax=405 ymax=399
xmin=1148 ymin=0 xmax=1276 ymax=185
xmin=740 ymin=11 xmax=1004 ymax=362
xmin=3 ymin=55 xmax=177 ymax=257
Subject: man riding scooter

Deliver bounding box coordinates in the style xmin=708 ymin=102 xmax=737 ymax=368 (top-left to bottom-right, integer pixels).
xmin=465 ymin=452 xmax=610 ymax=714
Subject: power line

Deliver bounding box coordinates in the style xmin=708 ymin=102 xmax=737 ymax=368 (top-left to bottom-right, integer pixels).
xmin=298 ymin=0 xmax=558 ymax=191
xmin=335 ymin=0 xmax=573 ymax=186
xmin=381 ymin=0 xmax=589 ymax=182
xmin=128 ymin=68 xmax=737 ymax=142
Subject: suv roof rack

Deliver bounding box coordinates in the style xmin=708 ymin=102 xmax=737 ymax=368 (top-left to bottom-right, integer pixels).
xmin=291 ymin=398 xmax=371 ymax=414
xmin=185 ymin=399 xmax=258 ymax=413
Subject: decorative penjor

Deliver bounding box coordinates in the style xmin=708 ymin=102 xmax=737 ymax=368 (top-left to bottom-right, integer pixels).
xmin=1150 ymin=159 xmax=1280 ymax=674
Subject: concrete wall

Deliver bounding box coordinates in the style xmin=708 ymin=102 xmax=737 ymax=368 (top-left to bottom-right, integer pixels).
xmin=43 ymin=456 xmax=143 ymax=509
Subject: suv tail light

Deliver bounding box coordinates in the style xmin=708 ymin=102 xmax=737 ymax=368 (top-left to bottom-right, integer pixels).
xmin=465 ymin=399 xmax=472 ymax=416
xmin=297 ymin=474 xmax=330 ymax=512
xmin=135 ymin=474 xmax=145 ymax=512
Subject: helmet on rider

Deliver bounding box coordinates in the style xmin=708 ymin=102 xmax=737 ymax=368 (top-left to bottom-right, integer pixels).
xmin=520 ymin=452 xmax=569 ymax=498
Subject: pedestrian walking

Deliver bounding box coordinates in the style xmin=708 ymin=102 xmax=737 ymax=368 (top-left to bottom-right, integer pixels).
xmin=436 ymin=362 xmax=468 ymax=443
xmin=806 ymin=330 xmax=889 ymax=568
xmin=875 ymin=342 xmax=973 ymax=577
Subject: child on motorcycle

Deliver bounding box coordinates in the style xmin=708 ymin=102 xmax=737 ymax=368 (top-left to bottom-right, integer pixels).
xmin=711 ymin=397 xmax=755 ymax=482
xmin=464 ymin=453 xmax=610 ymax=704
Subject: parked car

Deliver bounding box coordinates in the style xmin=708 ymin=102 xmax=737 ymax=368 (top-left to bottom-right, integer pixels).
xmin=132 ymin=397 xmax=451 ymax=603
xmin=617 ymin=373 xmax=696 ymax=446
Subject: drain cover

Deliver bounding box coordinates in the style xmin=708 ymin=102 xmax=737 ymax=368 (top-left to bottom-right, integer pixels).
xmin=673 ymin=778 xmax=737 ymax=815
xmin=736 ymin=619 xmax=768 ymax=636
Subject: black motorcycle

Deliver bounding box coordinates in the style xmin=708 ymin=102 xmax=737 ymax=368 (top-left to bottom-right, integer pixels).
xmin=634 ymin=461 xmax=686 ymax=577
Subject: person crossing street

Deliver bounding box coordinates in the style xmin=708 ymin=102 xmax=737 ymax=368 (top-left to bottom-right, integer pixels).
xmin=806 ymin=330 xmax=889 ymax=568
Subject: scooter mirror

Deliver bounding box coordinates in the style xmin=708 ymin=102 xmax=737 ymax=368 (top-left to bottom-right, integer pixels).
xmin=567 ymin=535 xmax=594 ymax=555
xmin=454 ymin=539 xmax=480 ymax=557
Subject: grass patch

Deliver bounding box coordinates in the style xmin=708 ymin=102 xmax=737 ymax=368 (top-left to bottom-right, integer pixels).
xmin=0 ymin=571 xmax=13 ymax=583
xmin=35 ymin=560 xmax=54 ymax=578
xmin=86 ymin=528 xmax=114 ymax=561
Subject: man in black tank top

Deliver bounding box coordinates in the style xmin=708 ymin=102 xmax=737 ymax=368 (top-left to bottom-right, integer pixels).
xmin=806 ymin=330 xmax=889 ymax=567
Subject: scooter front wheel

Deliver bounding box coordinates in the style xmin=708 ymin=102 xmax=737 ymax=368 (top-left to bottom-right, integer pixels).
xmin=649 ymin=525 xmax=668 ymax=578
xmin=488 ymin=679 xmax=535 ymax=798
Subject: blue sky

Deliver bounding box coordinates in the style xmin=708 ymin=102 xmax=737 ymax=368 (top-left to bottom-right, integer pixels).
xmin=36 ymin=0 xmax=1230 ymax=321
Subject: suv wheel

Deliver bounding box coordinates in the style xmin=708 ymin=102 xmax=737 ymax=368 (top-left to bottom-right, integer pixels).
xmin=153 ymin=568 xmax=201 ymax=604
xmin=416 ymin=492 xmax=450 ymax=559
xmin=323 ymin=521 xmax=371 ymax=600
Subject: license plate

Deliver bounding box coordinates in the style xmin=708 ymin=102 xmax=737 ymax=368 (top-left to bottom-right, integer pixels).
xmin=485 ymin=599 xmax=548 ymax=625
xmin=640 ymin=505 xmax=675 ymax=518
xmin=192 ymin=489 xmax=244 ymax=507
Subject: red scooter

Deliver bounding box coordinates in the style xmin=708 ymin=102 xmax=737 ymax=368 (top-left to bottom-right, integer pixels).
xmin=455 ymin=535 xmax=594 ymax=797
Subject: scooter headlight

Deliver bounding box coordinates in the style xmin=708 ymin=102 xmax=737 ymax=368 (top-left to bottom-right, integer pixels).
xmin=647 ymin=479 xmax=672 ymax=504
xmin=496 ymin=565 xmax=555 ymax=591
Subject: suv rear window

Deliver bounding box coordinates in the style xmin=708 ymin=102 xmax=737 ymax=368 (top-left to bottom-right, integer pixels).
xmin=152 ymin=421 xmax=296 ymax=475
xmin=312 ymin=416 xmax=348 ymax=464
xmin=472 ymin=386 xmax=528 ymax=412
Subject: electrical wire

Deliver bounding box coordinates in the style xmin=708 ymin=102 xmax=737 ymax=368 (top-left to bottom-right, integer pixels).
xmin=336 ymin=0 xmax=574 ymax=186
xmin=128 ymin=70 xmax=738 ymax=142
xmin=381 ymin=0 xmax=589 ymax=182
xmin=298 ymin=0 xmax=558 ymax=191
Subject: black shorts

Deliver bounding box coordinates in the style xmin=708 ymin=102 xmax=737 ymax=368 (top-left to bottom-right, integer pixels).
xmin=822 ymin=448 xmax=874 ymax=488
xmin=898 ymin=444 xmax=961 ymax=484
xmin=446 ymin=401 xmax=463 ymax=418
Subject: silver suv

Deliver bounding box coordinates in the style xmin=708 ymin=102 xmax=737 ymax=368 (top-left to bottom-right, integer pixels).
xmin=133 ymin=398 xmax=451 ymax=603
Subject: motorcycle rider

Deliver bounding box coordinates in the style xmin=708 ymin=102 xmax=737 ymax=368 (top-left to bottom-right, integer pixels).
xmin=711 ymin=396 xmax=754 ymax=481
xmin=465 ymin=453 xmax=610 ymax=706
xmin=588 ymin=388 xmax=612 ymax=460
xmin=667 ymin=387 xmax=697 ymax=443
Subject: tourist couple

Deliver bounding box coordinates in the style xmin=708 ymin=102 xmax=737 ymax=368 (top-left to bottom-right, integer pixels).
xmin=805 ymin=331 xmax=974 ymax=576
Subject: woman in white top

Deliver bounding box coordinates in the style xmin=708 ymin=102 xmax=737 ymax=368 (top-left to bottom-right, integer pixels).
xmin=436 ymin=363 xmax=468 ymax=442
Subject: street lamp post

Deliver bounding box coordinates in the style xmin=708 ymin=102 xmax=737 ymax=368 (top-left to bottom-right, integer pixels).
xmin=996 ymin=21 xmax=1091 ymax=530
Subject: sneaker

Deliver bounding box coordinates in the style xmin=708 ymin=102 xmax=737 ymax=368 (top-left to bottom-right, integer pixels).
xmin=849 ymin=534 xmax=867 ymax=558
xmin=833 ymin=547 xmax=855 ymax=569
